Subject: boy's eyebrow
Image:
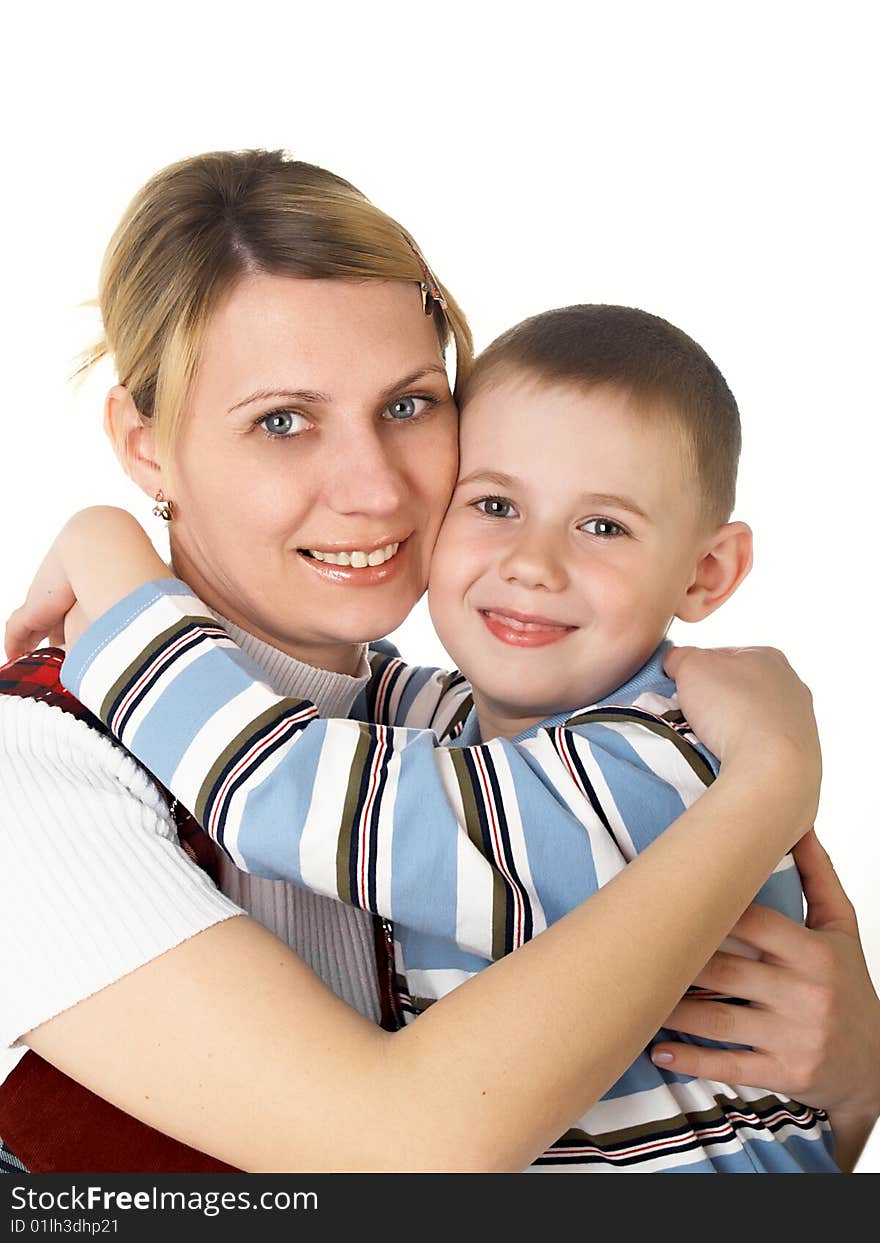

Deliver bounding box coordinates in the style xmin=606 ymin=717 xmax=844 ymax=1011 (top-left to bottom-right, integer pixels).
xmin=456 ymin=470 xmax=518 ymax=490
xmin=457 ymin=473 xmax=652 ymax=522
xmin=227 ymin=366 xmax=449 ymax=415
xmin=581 ymin=492 xmax=651 ymax=521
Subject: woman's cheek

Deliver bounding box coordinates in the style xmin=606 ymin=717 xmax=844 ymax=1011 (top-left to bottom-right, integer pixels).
xmin=425 ymin=414 xmax=460 ymax=507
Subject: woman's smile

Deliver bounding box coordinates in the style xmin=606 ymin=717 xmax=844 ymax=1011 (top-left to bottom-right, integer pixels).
xmin=297 ymin=537 xmax=408 ymax=586
xmin=300 ymin=540 xmax=401 ymax=567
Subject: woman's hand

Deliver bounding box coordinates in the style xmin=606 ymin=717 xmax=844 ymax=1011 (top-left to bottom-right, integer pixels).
xmin=651 ymin=830 xmax=880 ymax=1170
xmin=665 ymin=645 xmax=821 ymax=825
xmin=5 ymin=507 xmax=168 ymax=660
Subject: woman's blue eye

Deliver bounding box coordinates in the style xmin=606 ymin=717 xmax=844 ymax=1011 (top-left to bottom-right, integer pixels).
xmin=384 ymin=395 xmax=432 ymax=421
xmin=475 ymin=496 xmax=517 ymax=519
xmin=581 ymin=518 xmax=625 ymax=537
xmin=258 ymin=410 xmax=309 ymax=438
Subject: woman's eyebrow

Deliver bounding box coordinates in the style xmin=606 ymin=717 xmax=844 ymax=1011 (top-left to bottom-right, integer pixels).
xmin=227 ymin=365 xmax=449 ymax=415
xmin=228 ymin=387 xmax=330 ymax=413
xmin=375 ymin=364 xmax=450 ymax=405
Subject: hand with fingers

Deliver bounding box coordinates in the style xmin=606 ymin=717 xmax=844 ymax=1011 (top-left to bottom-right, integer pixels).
xmin=665 ymin=644 xmax=821 ymax=830
xmin=4 ymin=507 xmax=169 ymax=663
xmin=5 ymin=544 xmax=79 ymax=659
xmin=652 ymin=829 xmax=880 ymax=1170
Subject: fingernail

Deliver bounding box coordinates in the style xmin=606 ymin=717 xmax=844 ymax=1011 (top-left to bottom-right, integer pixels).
xmin=651 ymin=1051 xmax=673 ymax=1065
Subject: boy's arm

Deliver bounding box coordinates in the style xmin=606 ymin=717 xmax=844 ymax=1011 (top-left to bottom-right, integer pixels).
xmin=354 ymin=648 xmax=473 ymax=739
xmin=59 ymin=580 xmax=564 ymax=960
xmin=63 ymin=583 xmax=727 ymax=965
xmin=5 ymin=508 xmax=169 ymax=660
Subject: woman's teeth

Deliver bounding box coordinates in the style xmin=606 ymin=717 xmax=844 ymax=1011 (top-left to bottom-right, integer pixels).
xmin=307 ymin=542 xmax=400 ymax=567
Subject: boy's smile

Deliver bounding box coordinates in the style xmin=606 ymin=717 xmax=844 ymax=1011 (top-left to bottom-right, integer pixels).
xmin=478 ymin=606 xmax=577 ymax=647
xmin=428 ymin=374 xmax=740 ymax=741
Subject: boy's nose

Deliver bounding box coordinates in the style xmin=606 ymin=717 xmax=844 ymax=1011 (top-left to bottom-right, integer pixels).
xmin=498 ymin=529 xmax=568 ymax=592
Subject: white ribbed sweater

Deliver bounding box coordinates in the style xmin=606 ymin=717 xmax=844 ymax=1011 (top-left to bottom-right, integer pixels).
xmin=0 ymin=622 xmax=380 ymax=1085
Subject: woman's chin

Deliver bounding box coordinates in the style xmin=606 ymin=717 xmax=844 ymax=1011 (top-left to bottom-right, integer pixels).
xmin=289 ymin=546 xmax=426 ymax=644
xmin=320 ymin=600 xmax=416 ymax=648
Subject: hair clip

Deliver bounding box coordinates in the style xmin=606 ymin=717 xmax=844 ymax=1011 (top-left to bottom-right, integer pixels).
xmin=420 ymin=282 xmax=444 ymax=316
xmin=403 ymin=233 xmax=448 ymax=315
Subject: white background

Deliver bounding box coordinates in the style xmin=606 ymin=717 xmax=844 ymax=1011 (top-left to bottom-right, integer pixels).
xmin=2 ymin=2 xmax=877 ymax=1171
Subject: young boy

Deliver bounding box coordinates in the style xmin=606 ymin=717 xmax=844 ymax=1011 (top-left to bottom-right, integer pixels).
xmin=20 ymin=305 xmax=837 ymax=1171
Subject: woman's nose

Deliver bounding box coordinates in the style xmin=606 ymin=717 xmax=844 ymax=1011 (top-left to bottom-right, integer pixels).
xmin=498 ymin=527 xmax=569 ymax=592
xmin=322 ymin=425 xmax=409 ymax=518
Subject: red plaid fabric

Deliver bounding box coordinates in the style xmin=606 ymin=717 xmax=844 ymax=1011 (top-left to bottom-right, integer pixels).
xmin=0 ymin=647 xmax=402 ymax=1171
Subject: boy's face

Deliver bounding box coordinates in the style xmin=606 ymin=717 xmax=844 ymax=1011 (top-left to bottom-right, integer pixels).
xmin=428 ymin=374 xmax=716 ymax=736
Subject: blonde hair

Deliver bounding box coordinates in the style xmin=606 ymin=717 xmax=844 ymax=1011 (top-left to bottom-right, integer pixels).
xmin=79 ymin=149 xmax=473 ymax=461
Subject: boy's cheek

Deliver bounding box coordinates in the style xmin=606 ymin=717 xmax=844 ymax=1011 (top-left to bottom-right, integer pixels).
xmin=426 ymin=579 xmax=463 ymax=666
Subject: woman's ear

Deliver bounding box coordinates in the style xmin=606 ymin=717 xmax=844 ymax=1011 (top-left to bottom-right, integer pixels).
xmin=104 ymin=385 xmax=166 ymax=499
xmin=675 ymin=521 xmax=753 ymax=623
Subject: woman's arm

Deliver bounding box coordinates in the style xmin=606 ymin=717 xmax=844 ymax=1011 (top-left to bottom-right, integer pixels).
xmin=14 ymin=646 xmax=818 ymax=1172
xmin=651 ymin=829 xmax=880 ymax=1171
xmin=27 ymin=750 xmax=816 ymax=1173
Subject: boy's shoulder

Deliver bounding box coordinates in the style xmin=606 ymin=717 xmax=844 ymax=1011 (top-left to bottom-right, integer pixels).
xmin=559 ymin=643 xmax=720 ymax=782
xmin=568 ymin=643 xmax=681 ymax=725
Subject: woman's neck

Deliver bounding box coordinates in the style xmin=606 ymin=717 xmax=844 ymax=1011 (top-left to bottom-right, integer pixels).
xmin=214 ymin=615 xmax=365 ymax=676
xmin=167 ymin=557 xmax=366 ymax=676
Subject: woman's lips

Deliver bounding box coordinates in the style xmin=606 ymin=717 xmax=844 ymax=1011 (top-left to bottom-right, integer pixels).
xmin=297 ymin=537 xmax=409 ymax=587
xmin=479 ymin=608 xmax=577 ymax=648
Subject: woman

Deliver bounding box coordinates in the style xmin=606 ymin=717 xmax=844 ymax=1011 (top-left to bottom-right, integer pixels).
xmin=1 ymin=149 xmax=877 ymax=1172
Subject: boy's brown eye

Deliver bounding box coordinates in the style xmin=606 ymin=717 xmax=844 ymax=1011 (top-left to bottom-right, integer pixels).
xmin=582 ymin=518 xmax=625 ymax=537
xmin=474 ymin=496 xmax=517 ymax=519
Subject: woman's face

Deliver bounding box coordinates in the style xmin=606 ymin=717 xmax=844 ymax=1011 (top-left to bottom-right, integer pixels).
xmin=165 ymin=273 xmax=459 ymax=671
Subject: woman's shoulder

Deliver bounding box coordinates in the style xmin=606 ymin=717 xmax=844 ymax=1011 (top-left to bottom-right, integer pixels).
xmin=0 ymin=663 xmax=243 ymax=1051
xmin=0 ymin=672 xmax=175 ymax=832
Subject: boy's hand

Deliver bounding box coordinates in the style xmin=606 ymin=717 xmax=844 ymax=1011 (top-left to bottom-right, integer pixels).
xmin=4 ymin=507 xmax=170 ymax=660
xmin=5 ymin=544 xmax=77 ymax=658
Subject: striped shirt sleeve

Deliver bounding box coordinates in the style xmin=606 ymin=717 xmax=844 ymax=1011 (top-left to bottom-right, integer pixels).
xmin=353 ymin=647 xmax=473 ymax=739
xmin=61 ymin=580 xmax=717 ymax=963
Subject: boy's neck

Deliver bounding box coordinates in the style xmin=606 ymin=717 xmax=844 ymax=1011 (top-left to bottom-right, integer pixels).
xmin=473 ymin=699 xmax=545 ymax=743
xmin=470 ymin=641 xmax=672 ymax=742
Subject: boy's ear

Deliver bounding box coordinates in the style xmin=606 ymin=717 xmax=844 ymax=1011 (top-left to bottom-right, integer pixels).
xmin=104 ymin=385 xmax=167 ymax=500
xmin=675 ymin=521 xmax=753 ymax=623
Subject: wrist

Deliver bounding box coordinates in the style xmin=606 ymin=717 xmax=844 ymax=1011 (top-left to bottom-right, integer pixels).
xmin=721 ymin=735 xmax=820 ymax=831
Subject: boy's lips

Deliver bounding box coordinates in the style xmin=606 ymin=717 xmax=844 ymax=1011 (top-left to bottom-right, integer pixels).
xmin=478 ymin=607 xmax=577 ymax=648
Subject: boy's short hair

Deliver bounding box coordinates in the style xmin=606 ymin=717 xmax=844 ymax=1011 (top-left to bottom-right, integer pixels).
xmin=467 ymin=305 xmax=741 ymax=525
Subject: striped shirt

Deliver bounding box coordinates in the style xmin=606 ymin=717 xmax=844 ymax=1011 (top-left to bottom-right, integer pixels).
xmin=62 ymin=579 xmax=839 ymax=1174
